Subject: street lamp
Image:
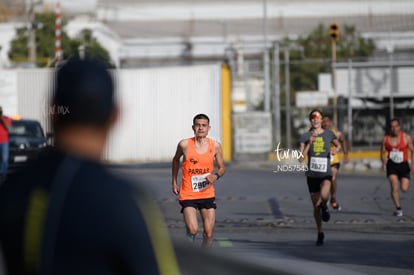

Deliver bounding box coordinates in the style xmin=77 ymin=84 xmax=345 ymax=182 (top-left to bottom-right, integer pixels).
xmin=387 ymin=44 xmax=395 ymax=119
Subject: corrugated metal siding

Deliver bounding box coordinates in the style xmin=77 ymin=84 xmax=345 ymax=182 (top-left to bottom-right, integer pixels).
xmin=0 ymin=70 xmax=19 ymax=117
xmin=16 ymin=69 xmax=54 ymax=134
xmin=106 ymin=64 xmax=222 ymax=162
xmin=3 ymin=64 xmax=221 ymax=162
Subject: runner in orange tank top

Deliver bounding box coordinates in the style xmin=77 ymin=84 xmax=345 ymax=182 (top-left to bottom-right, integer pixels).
xmin=380 ymin=118 xmax=414 ymax=217
xmin=172 ymin=113 xmax=225 ymax=247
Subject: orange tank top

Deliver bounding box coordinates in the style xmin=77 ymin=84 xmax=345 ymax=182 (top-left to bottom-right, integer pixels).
xmin=385 ymin=131 xmax=408 ymax=163
xmin=179 ymin=137 xmax=215 ymax=200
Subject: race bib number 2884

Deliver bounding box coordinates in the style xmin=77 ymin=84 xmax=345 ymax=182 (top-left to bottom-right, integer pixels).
xmin=191 ymin=173 xmax=211 ymax=192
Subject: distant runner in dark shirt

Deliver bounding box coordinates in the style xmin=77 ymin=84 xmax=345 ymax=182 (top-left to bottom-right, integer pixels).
xmin=0 ymin=57 xmax=179 ymax=275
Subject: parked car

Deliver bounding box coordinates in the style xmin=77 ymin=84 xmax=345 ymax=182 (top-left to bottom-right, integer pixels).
xmin=8 ymin=118 xmax=48 ymax=172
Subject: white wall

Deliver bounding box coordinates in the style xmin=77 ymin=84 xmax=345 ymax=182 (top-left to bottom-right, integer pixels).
xmin=107 ymin=64 xmax=221 ymax=162
xmin=0 ymin=64 xmax=222 ymax=163
xmin=16 ymin=69 xmax=54 ymax=131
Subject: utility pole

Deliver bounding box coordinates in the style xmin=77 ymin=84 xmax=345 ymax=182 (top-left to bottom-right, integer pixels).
xmin=329 ymin=22 xmax=340 ymax=126
xmin=272 ymin=43 xmax=281 ymax=146
xmin=28 ymin=0 xmax=36 ymax=64
xmin=28 ymin=0 xmax=43 ymax=65
xmin=284 ymin=48 xmax=291 ymax=148
xmin=347 ymin=59 xmax=353 ymax=148
xmin=55 ymin=0 xmax=62 ymax=65
xmin=387 ymin=43 xmax=394 ymax=119
xmin=263 ymin=0 xmax=270 ymax=112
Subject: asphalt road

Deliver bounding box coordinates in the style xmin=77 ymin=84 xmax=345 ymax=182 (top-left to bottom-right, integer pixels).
xmin=112 ymin=161 xmax=414 ymax=275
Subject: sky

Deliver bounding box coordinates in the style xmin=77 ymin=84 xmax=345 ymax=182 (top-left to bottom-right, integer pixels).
xmin=42 ymin=0 xmax=97 ymax=13
xmin=41 ymin=0 xmax=414 ymax=20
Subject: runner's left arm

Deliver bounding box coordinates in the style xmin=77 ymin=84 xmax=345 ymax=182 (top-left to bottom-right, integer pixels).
xmin=337 ymin=131 xmax=349 ymax=164
xmin=406 ymin=134 xmax=414 ymax=173
xmin=332 ymin=136 xmax=342 ymax=155
xmin=208 ymin=141 xmax=225 ymax=184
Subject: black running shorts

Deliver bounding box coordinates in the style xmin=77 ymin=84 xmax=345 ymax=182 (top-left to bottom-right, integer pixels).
xmin=179 ymin=197 xmax=216 ymax=213
xmin=386 ymin=160 xmax=410 ymax=179
xmin=331 ymin=163 xmax=341 ymax=170
xmin=306 ymin=176 xmax=332 ymax=193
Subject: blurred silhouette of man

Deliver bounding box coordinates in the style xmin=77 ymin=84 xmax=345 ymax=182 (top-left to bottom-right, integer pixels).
xmin=0 ymin=57 xmax=179 ymax=275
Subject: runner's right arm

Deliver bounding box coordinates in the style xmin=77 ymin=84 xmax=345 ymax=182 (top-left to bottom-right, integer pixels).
xmin=405 ymin=133 xmax=414 ymax=174
xmin=337 ymin=130 xmax=349 ymax=164
xmin=380 ymin=137 xmax=387 ymax=171
xmin=172 ymin=140 xmax=185 ymax=195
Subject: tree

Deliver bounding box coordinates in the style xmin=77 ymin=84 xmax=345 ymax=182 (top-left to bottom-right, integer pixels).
xmin=8 ymin=12 xmax=113 ymax=67
xmin=273 ymin=24 xmax=376 ymax=144
xmin=281 ymin=23 xmax=376 ymax=100
xmin=69 ymin=29 xmax=112 ymax=66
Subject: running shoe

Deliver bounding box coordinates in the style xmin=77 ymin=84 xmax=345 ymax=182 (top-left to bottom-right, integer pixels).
xmin=330 ymin=200 xmax=342 ymax=211
xmin=186 ymin=233 xmax=196 ymax=242
xmin=316 ymin=232 xmax=324 ymax=246
xmin=394 ymin=209 xmax=403 ymax=217
xmin=321 ymin=203 xmax=330 ymax=222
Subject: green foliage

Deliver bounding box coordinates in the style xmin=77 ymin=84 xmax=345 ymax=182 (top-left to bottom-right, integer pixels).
xmin=281 ymin=23 xmax=376 ymax=103
xmin=9 ymin=28 xmax=29 ymax=61
xmin=70 ymin=29 xmax=113 ymax=66
xmin=8 ymin=12 xmax=113 ymax=67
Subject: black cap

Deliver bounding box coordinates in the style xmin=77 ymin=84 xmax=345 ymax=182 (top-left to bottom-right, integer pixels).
xmin=53 ymin=57 xmax=115 ymax=128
